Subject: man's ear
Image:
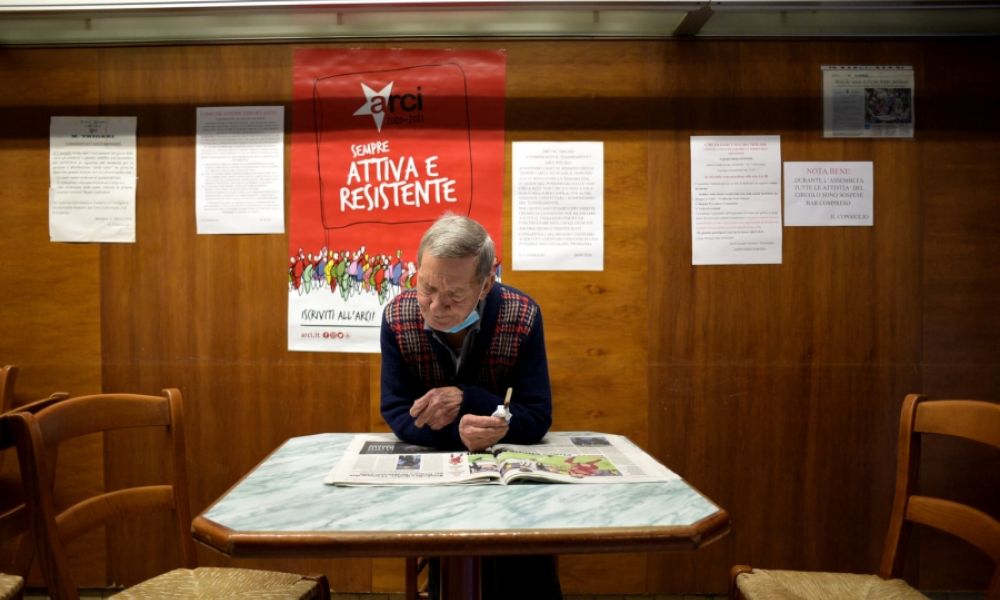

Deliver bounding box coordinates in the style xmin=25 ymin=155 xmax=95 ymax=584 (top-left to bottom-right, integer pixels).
xmin=481 ymin=272 xmax=495 ymax=298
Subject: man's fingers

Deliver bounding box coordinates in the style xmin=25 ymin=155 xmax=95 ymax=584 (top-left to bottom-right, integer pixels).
xmin=409 ymin=397 xmax=427 ymax=417
xmin=415 ymin=405 xmax=448 ymax=429
xmin=466 ymin=416 xmax=507 ymax=429
xmin=412 ymin=387 xmax=464 ymax=429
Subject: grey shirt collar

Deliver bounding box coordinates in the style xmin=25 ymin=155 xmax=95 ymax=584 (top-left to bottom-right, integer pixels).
xmin=425 ymin=298 xmax=486 ymax=372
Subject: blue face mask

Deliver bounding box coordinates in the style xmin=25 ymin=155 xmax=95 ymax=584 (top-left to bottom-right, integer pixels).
xmin=444 ymin=308 xmax=480 ymax=333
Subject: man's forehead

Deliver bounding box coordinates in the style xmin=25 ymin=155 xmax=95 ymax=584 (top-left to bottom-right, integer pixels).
xmin=419 ymin=271 xmax=479 ymax=286
xmin=418 ymin=257 xmax=480 ymax=286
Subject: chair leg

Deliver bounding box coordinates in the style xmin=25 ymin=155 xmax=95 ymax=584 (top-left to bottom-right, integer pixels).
xmin=405 ymin=557 xmax=432 ymax=600
xmin=729 ymin=564 xmax=753 ymax=600
xmin=405 ymin=557 xmax=419 ymax=600
xmin=302 ymin=573 xmax=331 ymax=600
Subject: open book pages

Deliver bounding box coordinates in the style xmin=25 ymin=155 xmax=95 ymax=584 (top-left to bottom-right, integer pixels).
xmin=323 ymin=432 xmax=680 ymax=486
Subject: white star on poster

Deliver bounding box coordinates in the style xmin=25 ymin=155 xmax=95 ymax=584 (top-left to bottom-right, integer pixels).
xmin=353 ymin=82 xmax=393 ymax=132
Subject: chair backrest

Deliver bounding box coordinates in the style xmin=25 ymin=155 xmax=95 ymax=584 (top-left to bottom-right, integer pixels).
xmin=9 ymin=389 xmax=197 ymax=600
xmin=0 ymin=365 xmax=18 ymax=414
xmin=0 ymin=365 xmax=18 ymax=474
xmin=0 ymin=391 xmax=71 ymax=578
xmin=879 ymin=394 xmax=1000 ymax=597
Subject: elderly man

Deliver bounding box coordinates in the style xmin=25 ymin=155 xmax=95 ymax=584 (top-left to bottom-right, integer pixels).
xmin=380 ymin=214 xmax=553 ymax=452
xmin=380 ymin=214 xmax=561 ymax=599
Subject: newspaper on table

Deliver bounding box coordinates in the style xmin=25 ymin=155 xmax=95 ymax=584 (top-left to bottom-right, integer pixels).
xmin=324 ymin=432 xmax=680 ymax=486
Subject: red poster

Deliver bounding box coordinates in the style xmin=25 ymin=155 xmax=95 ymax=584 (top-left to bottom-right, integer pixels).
xmin=289 ymin=49 xmax=506 ymax=352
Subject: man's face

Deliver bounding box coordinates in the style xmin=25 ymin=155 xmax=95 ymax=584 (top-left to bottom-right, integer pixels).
xmin=416 ymin=254 xmax=489 ymax=331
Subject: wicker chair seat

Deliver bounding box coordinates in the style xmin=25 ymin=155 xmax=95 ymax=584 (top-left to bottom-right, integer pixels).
xmin=735 ymin=568 xmax=928 ymax=600
xmin=111 ymin=567 xmax=324 ymax=600
xmin=0 ymin=573 xmax=23 ymax=600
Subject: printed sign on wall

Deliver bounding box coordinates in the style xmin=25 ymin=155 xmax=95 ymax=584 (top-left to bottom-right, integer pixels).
xmin=289 ymin=49 xmax=506 ymax=353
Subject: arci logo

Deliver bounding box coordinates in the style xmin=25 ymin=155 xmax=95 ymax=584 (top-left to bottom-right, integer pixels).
xmin=352 ymin=81 xmax=424 ymax=132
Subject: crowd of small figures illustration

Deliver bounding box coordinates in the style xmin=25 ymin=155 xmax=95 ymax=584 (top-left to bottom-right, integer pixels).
xmin=289 ymin=247 xmax=414 ymax=304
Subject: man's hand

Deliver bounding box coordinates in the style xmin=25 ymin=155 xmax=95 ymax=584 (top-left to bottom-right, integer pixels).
xmin=410 ymin=386 xmax=463 ymax=430
xmin=459 ymin=414 xmax=508 ymax=451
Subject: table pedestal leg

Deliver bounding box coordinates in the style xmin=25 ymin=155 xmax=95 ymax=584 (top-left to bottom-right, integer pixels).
xmin=439 ymin=556 xmax=480 ymax=600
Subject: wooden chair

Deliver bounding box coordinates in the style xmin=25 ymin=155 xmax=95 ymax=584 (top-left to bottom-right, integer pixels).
xmin=0 ymin=365 xmax=17 ymax=414
xmin=0 ymin=365 xmax=18 ymax=478
xmin=1 ymin=389 xmax=70 ymax=600
xmin=405 ymin=557 xmax=431 ymax=600
xmin=1 ymin=365 xmax=66 ymax=472
xmin=8 ymin=388 xmax=331 ymax=600
xmin=731 ymin=394 xmax=1000 ymax=600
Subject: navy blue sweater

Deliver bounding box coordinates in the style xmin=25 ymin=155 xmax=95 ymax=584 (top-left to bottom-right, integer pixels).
xmin=379 ymin=283 xmax=553 ymax=450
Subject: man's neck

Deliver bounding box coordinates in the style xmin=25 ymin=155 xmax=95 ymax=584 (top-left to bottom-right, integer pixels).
xmin=443 ymin=329 xmax=469 ymax=350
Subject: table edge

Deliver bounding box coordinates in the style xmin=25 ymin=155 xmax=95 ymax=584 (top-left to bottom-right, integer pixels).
xmin=192 ymin=508 xmax=730 ymax=558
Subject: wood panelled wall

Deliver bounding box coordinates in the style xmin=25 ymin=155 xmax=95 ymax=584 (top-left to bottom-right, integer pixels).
xmin=0 ymin=49 xmax=107 ymax=587
xmin=0 ymin=39 xmax=997 ymax=595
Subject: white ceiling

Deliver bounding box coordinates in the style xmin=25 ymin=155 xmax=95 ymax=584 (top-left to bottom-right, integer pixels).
xmin=0 ymin=1 xmax=998 ymax=45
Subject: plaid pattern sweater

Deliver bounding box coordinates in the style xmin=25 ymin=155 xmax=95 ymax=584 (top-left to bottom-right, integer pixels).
xmin=379 ymin=283 xmax=553 ymax=450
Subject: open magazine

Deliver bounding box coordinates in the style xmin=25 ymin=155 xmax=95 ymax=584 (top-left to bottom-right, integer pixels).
xmin=324 ymin=432 xmax=680 ymax=486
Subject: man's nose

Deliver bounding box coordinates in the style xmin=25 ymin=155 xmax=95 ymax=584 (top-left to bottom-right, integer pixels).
xmin=431 ymin=295 xmax=450 ymax=310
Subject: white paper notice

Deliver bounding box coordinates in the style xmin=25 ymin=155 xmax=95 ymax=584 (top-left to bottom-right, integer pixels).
xmin=690 ymin=136 xmax=782 ymax=265
xmin=196 ymin=106 xmax=285 ymax=234
xmin=49 ymin=116 xmax=137 ymax=243
xmin=822 ymin=65 xmax=914 ymax=138
xmin=512 ymin=141 xmax=603 ymax=271
xmin=785 ymin=162 xmax=873 ymax=226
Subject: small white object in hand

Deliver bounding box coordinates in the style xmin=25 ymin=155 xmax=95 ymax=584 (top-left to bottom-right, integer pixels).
xmin=491 ymin=404 xmax=512 ymax=423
